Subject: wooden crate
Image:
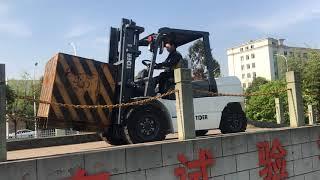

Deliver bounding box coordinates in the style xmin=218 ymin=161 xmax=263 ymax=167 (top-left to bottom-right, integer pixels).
xmin=37 ymin=53 xmax=116 ymax=131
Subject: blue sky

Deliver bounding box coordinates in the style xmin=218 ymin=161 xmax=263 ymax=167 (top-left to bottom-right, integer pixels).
xmin=1 ymin=0 xmax=320 ymax=79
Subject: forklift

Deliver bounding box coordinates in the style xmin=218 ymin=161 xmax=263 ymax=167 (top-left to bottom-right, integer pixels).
xmin=101 ymin=18 xmax=247 ymax=145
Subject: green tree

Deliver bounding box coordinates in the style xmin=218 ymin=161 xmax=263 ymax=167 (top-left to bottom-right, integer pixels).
xmin=187 ymin=40 xmax=220 ymax=79
xmin=7 ymin=72 xmax=43 ymax=130
xmin=302 ymin=50 xmax=320 ymax=117
xmin=282 ymin=50 xmax=320 ymax=118
xmin=247 ymin=50 xmax=320 ymax=123
xmin=6 ymin=85 xmax=16 ymax=109
xmin=275 ymin=53 xmax=306 ymax=80
xmin=245 ymin=77 xmax=269 ymax=95
xmin=245 ymin=80 xmax=288 ymax=123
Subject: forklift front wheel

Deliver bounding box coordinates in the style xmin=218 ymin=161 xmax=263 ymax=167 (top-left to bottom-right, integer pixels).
xmin=124 ymin=105 xmax=167 ymax=144
xmin=99 ymin=125 xmax=128 ymax=145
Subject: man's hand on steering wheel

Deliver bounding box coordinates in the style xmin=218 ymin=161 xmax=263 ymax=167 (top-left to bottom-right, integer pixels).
xmin=142 ymin=59 xmax=163 ymax=69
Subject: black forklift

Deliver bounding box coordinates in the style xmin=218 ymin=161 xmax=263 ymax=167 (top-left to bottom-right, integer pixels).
xmin=101 ymin=18 xmax=246 ymax=145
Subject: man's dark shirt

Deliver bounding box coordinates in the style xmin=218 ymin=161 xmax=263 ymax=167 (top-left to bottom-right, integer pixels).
xmin=156 ymin=50 xmax=183 ymax=72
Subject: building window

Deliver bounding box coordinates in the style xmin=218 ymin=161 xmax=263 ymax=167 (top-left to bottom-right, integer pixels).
xmin=247 ymin=73 xmax=251 ymax=78
xmin=246 ymin=55 xmax=250 ymax=60
xmin=272 ymin=41 xmax=276 ymax=45
xmin=248 ymin=82 xmax=252 ymax=87
xmin=253 ymin=72 xmax=256 ymax=78
xmin=251 ymin=53 xmax=255 ymax=59
xmin=242 ymin=74 xmax=245 ymax=79
xmin=240 ymin=56 xmax=244 ymax=61
xmin=252 ymin=63 xmax=255 ymax=68
xmin=303 ymin=53 xmax=308 ymax=58
xmin=251 ymin=45 xmax=254 ymax=49
xmin=241 ymin=65 xmax=244 ymax=70
xmin=243 ymin=83 xmax=246 ymax=88
xmin=284 ymin=51 xmax=287 ymax=56
xmin=247 ymin=64 xmax=250 ymax=69
xmin=240 ymin=48 xmax=243 ymax=52
xmin=245 ymin=46 xmax=249 ymax=50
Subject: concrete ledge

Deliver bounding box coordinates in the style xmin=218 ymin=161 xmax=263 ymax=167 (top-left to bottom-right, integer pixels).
xmin=1 ymin=125 xmax=320 ymax=179
xmin=7 ymin=133 xmax=101 ymax=151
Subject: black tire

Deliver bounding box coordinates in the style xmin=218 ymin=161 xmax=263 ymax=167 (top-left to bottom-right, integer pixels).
xmin=124 ymin=105 xmax=168 ymax=144
xmin=219 ymin=103 xmax=247 ymax=134
xmin=196 ymin=130 xmax=208 ymax=136
xmin=99 ymin=125 xmax=128 ymax=145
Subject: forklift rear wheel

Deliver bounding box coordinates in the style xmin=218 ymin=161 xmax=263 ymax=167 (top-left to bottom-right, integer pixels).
xmin=219 ymin=103 xmax=247 ymax=134
xmin=99 ymin=125 xmax=128 ymax=145
xmin=196 ymin=130 xmax=208 ymax=136
xmin=124 ymin=105 xmax=167 ymax=143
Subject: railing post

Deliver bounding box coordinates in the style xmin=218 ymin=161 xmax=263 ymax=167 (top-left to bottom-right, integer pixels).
xmin=0 ymin=64 xmax=7 ymax=161
xmin=275 ymin=98 xmax=285 ymax=124
xmin=174 ymin=68 xmax=196 ymax=140
xmin=308 ymin=105 xmax=315 ymax=125
xmin=286 ymin=71 xmax=305 ymax=127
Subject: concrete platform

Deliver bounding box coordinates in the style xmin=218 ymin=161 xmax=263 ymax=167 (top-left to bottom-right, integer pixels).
xmin=7 ymin=133 xmax=101 ymax=151
xmin=3 ymin=126 xmax=317 ymax=180
xmin=7 ymin=128 xmax=268 ymax=161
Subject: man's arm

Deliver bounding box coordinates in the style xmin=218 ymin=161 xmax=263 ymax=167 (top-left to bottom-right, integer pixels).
xmin=157 ymin=52 xmax=182 ymax=68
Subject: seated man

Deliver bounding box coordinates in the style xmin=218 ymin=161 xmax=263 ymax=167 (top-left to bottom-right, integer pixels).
xmin=154 ymin=40 xmax=185 ymax=93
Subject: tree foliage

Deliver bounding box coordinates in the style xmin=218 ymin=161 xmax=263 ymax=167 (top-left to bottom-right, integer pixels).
xmin=6 ymin=72 xmax=43 ymax=130
xmin=302 ymin=51 xmax=320 ymax=116
xmin=6 ymin=85 xmax=16 ymax=109
xmin=275 ymin=54 xmax=306 ymax=80
xmin=245 ymin=77 xmax=268 ymax=100
xmin=245 ymin=80 xmax=288 ymax=122
xmin=246 ymin=50 xmax=320 ymax=122
xmin=187 ymin=40 xmax=220 ymax=79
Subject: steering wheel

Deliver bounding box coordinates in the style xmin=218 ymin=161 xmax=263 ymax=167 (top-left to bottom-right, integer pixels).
xmin=142 ymin=60 xmax=152 ymax=67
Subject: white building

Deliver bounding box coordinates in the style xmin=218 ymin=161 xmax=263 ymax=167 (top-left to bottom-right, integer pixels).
xmin=227 ymin=38 xmax=314 ymax=89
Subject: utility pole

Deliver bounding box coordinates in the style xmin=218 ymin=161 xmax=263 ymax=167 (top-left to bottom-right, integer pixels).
xmin=275 ymin=54 xmax=289 ymax=72
xmin=33 ymin=62 xmax=38 ymax=137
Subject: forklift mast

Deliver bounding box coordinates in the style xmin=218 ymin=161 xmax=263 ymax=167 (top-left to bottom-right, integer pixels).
xmin=108 ymin=18 xmax=144 ymax=124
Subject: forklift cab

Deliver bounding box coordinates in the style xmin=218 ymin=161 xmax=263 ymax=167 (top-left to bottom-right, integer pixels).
xmin=138 ymin=27 xmax=218 ymax=97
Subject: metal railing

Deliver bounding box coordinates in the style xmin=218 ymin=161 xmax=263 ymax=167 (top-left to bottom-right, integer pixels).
xmin=6 ymin=128 xmax=83 ymax=141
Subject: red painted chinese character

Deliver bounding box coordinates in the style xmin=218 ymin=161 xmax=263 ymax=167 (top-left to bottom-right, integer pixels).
xmin=174 ymin=149 xmax=214 ymax=180
xmin=257 ymin=138 xmax=288 ymax=180
xmin=71 ymin=169 xmax=110 ymax=180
